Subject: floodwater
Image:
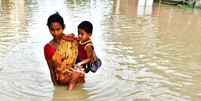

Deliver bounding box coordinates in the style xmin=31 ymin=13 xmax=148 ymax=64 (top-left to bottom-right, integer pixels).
xmin=0 ymin=0 xmax=201 ymax=101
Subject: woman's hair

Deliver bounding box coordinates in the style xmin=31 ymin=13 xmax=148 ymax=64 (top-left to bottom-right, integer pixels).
xmin=78 ymin=21 xmax=93 ymax=34
xmin=47 ymin=12 xmax=65 ymax=29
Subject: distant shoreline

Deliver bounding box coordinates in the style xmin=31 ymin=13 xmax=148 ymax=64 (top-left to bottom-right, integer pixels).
xmin=154 ymin=0 xmax=183 ymax=5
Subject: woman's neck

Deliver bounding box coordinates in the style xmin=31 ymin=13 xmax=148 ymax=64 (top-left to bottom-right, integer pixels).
xmin=50 ymin=38 xmax=61 ymax=49
xmin=53 ymin=38 xmax=61 ymax=44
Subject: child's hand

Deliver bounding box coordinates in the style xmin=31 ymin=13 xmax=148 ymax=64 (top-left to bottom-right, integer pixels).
xmin=74 ymin=63 xmax=82 ymax=68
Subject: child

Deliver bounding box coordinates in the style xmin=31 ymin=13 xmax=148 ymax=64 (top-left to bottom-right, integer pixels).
xmin=74 ymin=21 xmax=94 ymax=73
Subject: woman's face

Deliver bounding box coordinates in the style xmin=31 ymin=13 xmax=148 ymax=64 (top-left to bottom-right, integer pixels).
xmin=49 ymin=22 xmax=64 ymax=40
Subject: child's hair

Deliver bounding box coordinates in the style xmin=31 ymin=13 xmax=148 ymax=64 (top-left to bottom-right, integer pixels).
xmin=47 ymin=12 xmax=65 ymax=29
xmin=78 ymin=21 xmax=93 ymax=35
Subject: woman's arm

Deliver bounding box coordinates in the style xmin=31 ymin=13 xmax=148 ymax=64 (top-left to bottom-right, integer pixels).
xmin=92 ymin=50 xmax=98 ymax=61
xmin=46 ymin=60 xmax=58 ymax=85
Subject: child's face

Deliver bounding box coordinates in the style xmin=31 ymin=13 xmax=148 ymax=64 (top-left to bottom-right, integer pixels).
xmin=49 ymin=22 xmax=64 ymax=40
xmin=78 ymin=28 xmax=91 ymax=42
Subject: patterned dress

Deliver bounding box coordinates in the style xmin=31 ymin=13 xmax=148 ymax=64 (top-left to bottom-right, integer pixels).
xmin=45 ymin=34 xmax=85 ymax=84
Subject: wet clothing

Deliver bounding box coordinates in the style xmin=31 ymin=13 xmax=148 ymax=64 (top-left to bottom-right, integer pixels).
xmin=76 ymin=39 xmax=94 ymax=73
xmin=44 ymin=44 xmax=56 ymax=61
xmin=77 ymin=39 xmax=94 ymax=60
xmin=44 ymin=34 xmax=85 ymax=84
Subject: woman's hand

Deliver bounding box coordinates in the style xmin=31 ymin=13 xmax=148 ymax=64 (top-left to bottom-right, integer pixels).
xmin=91 ymin=51 xmax=98 ymax=61
xmin=62 ymin=33 xmax=79 ymax=42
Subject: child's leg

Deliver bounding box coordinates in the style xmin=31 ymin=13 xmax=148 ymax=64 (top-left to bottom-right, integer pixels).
xmin=68 ymin=72 xmax=81 ymax=90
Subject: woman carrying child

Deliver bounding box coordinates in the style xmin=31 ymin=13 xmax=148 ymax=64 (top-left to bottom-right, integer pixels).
xmin=44 ymin=12 xmax=97 ymax=90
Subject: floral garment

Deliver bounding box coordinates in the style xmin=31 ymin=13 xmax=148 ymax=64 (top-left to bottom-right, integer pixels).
xmin=52 ymin=34 xmax=85 ymax=84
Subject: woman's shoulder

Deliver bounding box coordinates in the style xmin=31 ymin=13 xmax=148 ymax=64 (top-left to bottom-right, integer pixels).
xmin=44 ymin=44 xmax=51 ymax=51
xmin=44 ymin=43 xmax=50 ymax=47
xmin=44 ymin=40 xmax=53 ymax=49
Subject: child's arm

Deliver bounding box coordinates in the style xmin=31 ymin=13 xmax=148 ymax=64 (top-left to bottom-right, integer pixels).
xmin=77 ymin=45 xmax=93 ymax=66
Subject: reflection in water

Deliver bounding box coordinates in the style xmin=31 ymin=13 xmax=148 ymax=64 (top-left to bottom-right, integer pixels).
xmin=0 ymin=0 xmax=28 ymax=58
xmin=52 ymin=84 xmax=90 ymax=101
xmin=0 ymin=0 xmax=201 ymax=100
xmin=115 ymin=0 xmax=120 ymax=15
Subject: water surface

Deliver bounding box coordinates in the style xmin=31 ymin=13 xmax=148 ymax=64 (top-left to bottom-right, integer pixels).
xmin=0 ymin=0 xmax=201 ymax=101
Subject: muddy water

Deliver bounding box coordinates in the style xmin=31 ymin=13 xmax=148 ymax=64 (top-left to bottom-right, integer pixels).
xmin=0 ymin=0 xmax=201 ymax=101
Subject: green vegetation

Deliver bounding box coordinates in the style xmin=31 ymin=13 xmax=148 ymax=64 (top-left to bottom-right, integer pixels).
xmin=176 ymin=4 xmax=194 ymax=8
